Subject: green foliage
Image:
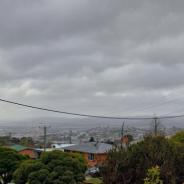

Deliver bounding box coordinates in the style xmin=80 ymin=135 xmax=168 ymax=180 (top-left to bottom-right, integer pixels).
xmin=0 ymin=136 xmax=10 ymax=146
xmin=13 ymin=150 xmax=86 ymax=184
xmin=13 ymin=160 xmax=47 ymax=184
xmin=144 ymin=166 xmax=163 ymax=184
xmin=0 ymin=136 xmax=35 ymax=147
xmin=170 ymin=131 xmax=184 ymax=144
xmin=85 ymin=177 xmax=103 ymax=184
xmin=29 ymin=169 xmax=50 ymax=184
xmin=19 ymin=137 xmax=34 ymax=147
xmin=101 ymin=136 xmax=184 ymax=184
xmin=126 ymin=134 xmax=133 ymax=143
xmin=0 ymin=147 xmax=26 ymax=184
xmin=173 ymin=143 xmax=184 ymax=183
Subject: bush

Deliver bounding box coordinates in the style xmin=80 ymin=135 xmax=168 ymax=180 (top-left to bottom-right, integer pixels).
xmin=101 ymin=136 xmax=184 ymax=184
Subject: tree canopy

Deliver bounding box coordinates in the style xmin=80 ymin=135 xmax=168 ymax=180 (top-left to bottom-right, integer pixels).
xmin=0 ymin=147 xmax=26 ymax=184
xmin=13 ymin=150 xmax=86 ymax=184
xmin=101 ymin=135 xmax=184 ymax=184
xmin=170 ymin=130 xmax=184 ymax=145
xmin=144 ymin=166 xmax=163 ymax=184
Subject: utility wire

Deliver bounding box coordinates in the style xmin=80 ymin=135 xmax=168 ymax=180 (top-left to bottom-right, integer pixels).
xmin=160 ymin=106 xmax=184 ymax=116
xmin=0 ymin=98 xmax=184 ymax=120
xmin=125 ymin=94 xmax=184 ymax=114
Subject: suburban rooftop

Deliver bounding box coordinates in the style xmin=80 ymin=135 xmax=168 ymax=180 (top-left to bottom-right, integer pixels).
xmin=64 ymin=142 xmax=113 ymax=154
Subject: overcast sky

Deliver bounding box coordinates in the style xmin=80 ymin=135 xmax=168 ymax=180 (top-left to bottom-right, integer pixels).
xmin=1 ymin=0 xmax=184 ymax=121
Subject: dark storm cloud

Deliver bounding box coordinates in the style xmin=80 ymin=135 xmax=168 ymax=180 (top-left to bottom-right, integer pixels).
xmin=1 ymin=0 xmax=184 ymax=120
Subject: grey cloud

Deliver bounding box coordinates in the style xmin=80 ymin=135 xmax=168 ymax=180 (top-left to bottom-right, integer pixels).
xmin=0 ymin=0 xmax=123 ymax=48
xmin=1 ymin=0 xmax=184 ymax=120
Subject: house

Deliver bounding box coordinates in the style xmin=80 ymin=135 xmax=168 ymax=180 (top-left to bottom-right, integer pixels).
xmin=34 ymin=144 xmax=75 ymax=153
xmin=10 ymin=144 xmax=39 ymax=159
xmin=64 ymin=142 xmax=113 ymax=167
xmin=51 ymin=143 xmax=75 ymax=150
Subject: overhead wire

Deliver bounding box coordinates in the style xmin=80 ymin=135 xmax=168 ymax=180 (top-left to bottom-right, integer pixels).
xmin=0 ymin=98 xmax=184 ymax=120
xmin=125 ymin=93 xmax=184 ymax=114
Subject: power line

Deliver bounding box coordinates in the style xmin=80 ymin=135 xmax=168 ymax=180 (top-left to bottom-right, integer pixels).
xmin=160 ymin=106 xmax=184 ymax=117
xmin=125 ymin=94 xmax=184 ymax=114
xmin=0 ymin=98 xmax=184 ymax=120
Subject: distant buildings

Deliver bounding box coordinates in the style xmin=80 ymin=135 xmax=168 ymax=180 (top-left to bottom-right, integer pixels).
xmin=35 ymin=143 xmax=75 ymax=152
xmin=10 ymin=144 xmax=39 ymax=159
xmin=51 ymin=143 xmax=75 ymax=149
xmin=64 ymin=142 xmax=113 ymax=167
xmin=9 ymin=142 xmax=113 ymax=168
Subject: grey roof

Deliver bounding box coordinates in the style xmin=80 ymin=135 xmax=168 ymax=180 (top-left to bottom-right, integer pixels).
xmin=64 ymin=142 xmax=113 ymax=154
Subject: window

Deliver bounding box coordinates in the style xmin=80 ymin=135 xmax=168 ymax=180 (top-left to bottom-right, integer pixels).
xmin=88 ymin=153 xmax=95 ymax=161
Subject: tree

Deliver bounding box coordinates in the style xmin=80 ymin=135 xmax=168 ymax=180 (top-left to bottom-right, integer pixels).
xmin=173 ymin=141 xmax=184 ymax=183
xmin=89 ymin=137 xmax=95 ymax=142
xmin=126 ymin=134 xmax=133 ymax=143
xmin=14 ymin=150 xmax=86 ymax=184
xmin=148 ymin=118 xmax=165 ymax=136
xmin=101 ymin=136 xmax=183 ymax=184
xmin=144 ymin=166 xmax=163 ymax=184
xmin=0 ymin=136 xmax=10 ymax=146
xmin=29 ymin=169 xmax=50 ymax=184
xmin=13 ymin=160 xmax=47 ymax=184
xmin=168 ymin=130 xmax=184 ymax=183
xmin=170 ymin=131 xmax=184 ymax=145
xmin=19 ymin=137 xmax=34 ymax=147
xmin=0 ymin=147 xmax=26 ymax=184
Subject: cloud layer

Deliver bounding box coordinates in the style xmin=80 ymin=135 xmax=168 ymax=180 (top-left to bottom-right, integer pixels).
xmin=1 ymin=0 xmax=184 ymax=120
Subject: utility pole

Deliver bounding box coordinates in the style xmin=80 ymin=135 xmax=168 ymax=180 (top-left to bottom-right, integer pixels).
xmin=39 ymin=125 xmax=50 ymax=152
xmin=121 ymin=122 xmax=126 ymax=147
xmin=153 ymin=116 xmax=158 ymax=136
xmin=8 ymin=132 xmax=12 ymax=145
xmin=43 ymin=126 xmax=47 ymax=152
xmin=69 ymin=130 xmax=72 ymax=144
xmin=121 ymin=122 xmax=125 ymax=138
xmin=8 ymin=132 xmax=12 ymax=139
